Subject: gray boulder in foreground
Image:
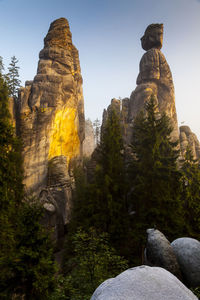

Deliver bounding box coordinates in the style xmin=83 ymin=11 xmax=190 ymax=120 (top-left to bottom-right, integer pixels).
xmin=90 ymin=266 xmax=197 ymax=300
xmin=171 ymin=237 xmax=200 ymax=288
xmin=145 ymin=228 xmax=182 ymax=279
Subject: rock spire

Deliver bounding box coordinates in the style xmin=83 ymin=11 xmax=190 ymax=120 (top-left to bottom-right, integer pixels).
xmin=17 ymin=18 xmax=85 ymax=242
xmin=18 ymin=17 xmax=85 ymax=193
xmin=103 ymin=23 xmax=179 ymax=147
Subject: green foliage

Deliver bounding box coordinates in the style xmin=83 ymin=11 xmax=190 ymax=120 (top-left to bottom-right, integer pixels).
xmin=7 ymin=55 xmax=21 ymax=98
xmin=0 ymin=198 xmax=57 ymax=300
xmin=0 ymin=73 xmax=23 ymax=299
xmin=93 ymin=118 xmax=101 ymax=145
xmin=0 ymin=56 xmax=4 ymax=74
xmin=191 ymin=286 xmax=200 ymax=299
xmin=72 ymin=108 xmax=130 ymax=256
xmin=129 ymin=96 xmax=184 ymax=261
xmin=181 ymin=147 xmax=200 ymax=239
xmin=12 ymin=199 xmax=57 ymax=299
xmin=0 ymin=74 xmax=57 ymax=299
xmin=53 ymin=228 xmax=128 ymax=300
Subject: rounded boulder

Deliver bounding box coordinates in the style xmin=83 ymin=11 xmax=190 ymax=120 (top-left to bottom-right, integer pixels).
xmin=90 ymin=266 xmax=197 ymax=300
xmin=171 ymin=237 xmax=200 ymax=288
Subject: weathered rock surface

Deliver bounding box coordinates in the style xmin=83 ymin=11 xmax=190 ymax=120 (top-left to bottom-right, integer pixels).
xmin=17 ymin=17 xmax=84 ymax=195
xmin=145 ymin=229 xmax=182 ymax=279
xmin=17 ymin=18 xmax=85 ymax=246
xmin=102 ymin=24 xmax=179 ymax=148
xmin=129 ymin=23 xmax=179 ymax=142
xmin=90 ymin=266 xmax=197 ymax=300
xmin=83 ymin=119 xmax=95 ymax=157
xmin=180 ymin=126 xmax=200 ymax=160
xmin=171 ymin=237 xmax=200 ymax=288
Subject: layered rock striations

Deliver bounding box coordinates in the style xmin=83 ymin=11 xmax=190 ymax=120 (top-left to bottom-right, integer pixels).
xmin=179 ymin=126 xmax=200 ymax=160
xmin=17 ymin=18 xmax=85 ymax=233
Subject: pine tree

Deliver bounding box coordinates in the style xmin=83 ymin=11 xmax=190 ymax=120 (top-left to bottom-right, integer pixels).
xmin=94 ymin=108 xmax=128 ymax=243
xmin=129 ymin=96 xmax=183 ymax=261
xmin=0 ymin=74 xmax=57 ymax=299
xmin=7 ymin=55 xmax=21 ymax=98
xmin=0 ymin=73 xmax=24 ymax=298
xmin=0 ymin=56 xmax=4 ymax=74
xmin=71 ymin=108 xmax=129 ymax=256
xmin=181 ymin=147 xmax=200 ymax=238
xmin=93 ymin=118 xmax=101 ymax=145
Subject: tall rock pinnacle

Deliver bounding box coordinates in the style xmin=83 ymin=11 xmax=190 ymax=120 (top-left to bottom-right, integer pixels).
xmin=103 ymin=24 xmax=179 ymax=147
xmin=17 ymin=18 xmax=85 ymax=230
xmin=129 ymin=23 xmax=179 ymax=142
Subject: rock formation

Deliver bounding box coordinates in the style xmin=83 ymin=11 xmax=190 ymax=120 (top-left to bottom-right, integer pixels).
xmin=179 ymin=126 xmax=200 ymax=160
xmin=17 ymin=18 xmax=85 ymax=244
xmin=145 ymin=229 xmax=182 ymax=280
xmin=91 ymin=266 xmax=197 ymax=300
xmin=130 ymin=23 xmax=179 ymax=141
xmin=83 ymin=119 xmax=95 ymax=157
xmin=171 ymin=237 xmax=200 ymax=288
xmin=103 ymin=24 xmax=179 ymax=146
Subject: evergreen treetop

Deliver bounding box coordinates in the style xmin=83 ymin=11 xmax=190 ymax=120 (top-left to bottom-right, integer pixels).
xmin=7 ymin=55 xmax=21 ymax=98
xmin=129 ymin=96 xmax=183 ymax=249
xmin=181 ymin=147 xmax=200 ymax=238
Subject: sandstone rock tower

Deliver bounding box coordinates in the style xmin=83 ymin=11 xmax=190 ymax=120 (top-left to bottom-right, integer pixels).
xmin=103 ymin=24 xmax=179 ymax=146
xmin=18 ymin=18 xmax=84 ymax=191
xmin=129 ymin=23 xmax=179 ymax=141
xmin=17 ymin=18 xmax=85 ymax=231
xmin=180 ymin=126 xmax=200 ymax=160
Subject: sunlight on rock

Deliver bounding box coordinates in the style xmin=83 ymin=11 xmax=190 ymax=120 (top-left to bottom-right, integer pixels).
xmin=48 ymin=107 xmax=80 ymax=163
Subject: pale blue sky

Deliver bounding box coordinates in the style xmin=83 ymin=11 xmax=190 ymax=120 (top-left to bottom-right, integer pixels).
xmin=0 ymin=0 xmax=200 ymax=138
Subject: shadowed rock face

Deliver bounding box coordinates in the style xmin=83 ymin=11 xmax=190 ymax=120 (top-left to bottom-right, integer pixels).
xmin=18 ymin=18 xmax=85 ymax=194
xmin=179 ymin=126 xmax=200 ymax=160
xmin=141 ymin=23 xmax=163 ymax=51
xmin=145 ymin=229 xmax=182 ymax=280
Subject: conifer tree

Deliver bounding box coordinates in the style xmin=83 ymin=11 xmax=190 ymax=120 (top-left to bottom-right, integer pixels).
xmin=129 ymin=96 xmax=183 ymax=260
xmin=94 ymin=108 xmax=128 ymax=245
xmin=181 ymin=147 xmax=200 ymax=238
xmin=93 ymin=118 xmax=101 ymax=145
xmin=7 ymin=55 xmax=21 ymax=98
xmin=0 ymin=74 xmax=57 ymax=299
xmin=0 ymin=56 xmax=4 ymax=74
xmin=0 ymin=73 xmax=24 ymax=298
xmin=71 ymin=108 xmax=129 ymax=256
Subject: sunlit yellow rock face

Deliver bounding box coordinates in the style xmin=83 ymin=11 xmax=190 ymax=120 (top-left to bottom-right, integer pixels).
xmin=48 ymin=107 xmax=80 ymax=162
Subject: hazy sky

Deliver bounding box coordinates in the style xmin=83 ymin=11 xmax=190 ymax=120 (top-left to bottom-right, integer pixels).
xmin=0 ymin=0 xmax=200 ymax=138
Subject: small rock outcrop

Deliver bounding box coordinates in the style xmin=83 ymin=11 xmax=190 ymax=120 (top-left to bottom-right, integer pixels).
xmin=90 ymin=266 xmax=197 ymax=300
xmin=171 ymin=237 xmax=200 ymax=288
xmin=180 ymin=126 xmax=200 ymax=160
xmin=83 ymin=119 xmax=95 ymax=157
xmin=145 ymin=229 xmax=182 ymax=279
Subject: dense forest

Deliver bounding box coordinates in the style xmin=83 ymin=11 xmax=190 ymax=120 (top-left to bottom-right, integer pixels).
xmin=0 ymin=57 xmax=200 ymax=299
